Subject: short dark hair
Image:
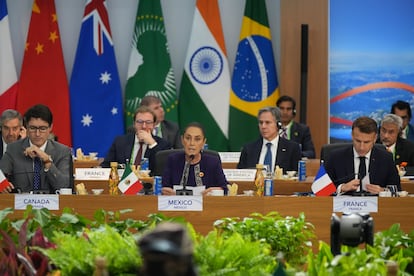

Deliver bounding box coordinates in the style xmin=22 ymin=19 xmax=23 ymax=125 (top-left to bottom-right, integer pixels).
xmin=134 ymin=106 xmax=157 ymax=123
xmin=24 ymin=104 xmax=53 ymax=126
xmin=391 ymin=100 xmax=412 ymax=119
xmin=352 ymin=116 xmax=377 ymax=134
xmin=276 ymin=95 xmax=296 ymax=110
xmin=183 ymin=122 xmax=206 ymax=138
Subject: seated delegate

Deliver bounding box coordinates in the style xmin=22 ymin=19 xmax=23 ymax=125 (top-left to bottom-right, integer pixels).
xmin=161 ymin=122 xmax=228 ymax=196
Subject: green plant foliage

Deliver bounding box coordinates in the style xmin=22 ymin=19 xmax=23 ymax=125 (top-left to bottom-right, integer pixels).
xmin=213 ymin=211 xmax=315 ymax=267
xmin=374 ymin=224 xmax=414 ymax=274
xmin=195 ymin=230 xmax=277 ymax=275
xmin=39 ymin=225 xmax=141 ymax=275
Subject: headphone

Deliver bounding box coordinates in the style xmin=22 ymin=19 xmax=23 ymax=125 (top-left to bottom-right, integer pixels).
xmin=277 ymin=121 xmax=283 ymax=129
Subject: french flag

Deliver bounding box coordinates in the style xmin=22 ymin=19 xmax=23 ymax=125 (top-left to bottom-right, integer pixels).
xmin=0 ymin=0 xmax=18 ymax=112
xmin=312 ymin=165 xmax=336 ymax=196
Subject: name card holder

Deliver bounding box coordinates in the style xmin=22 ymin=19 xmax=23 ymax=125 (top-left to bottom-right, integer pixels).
xmin=223 ymin=169 xmax=256 ymax=181
xmin=15 ymin=194 xmax=59 ymax=210
xmin=219 ymin=152 xmax=241 ymax=163
xmin=333 ymin=196 xmax=378 ymax=213
xmin=75 ymin=168 xmax=111 ymax=180
xmin=158 ymin=196 xmax=203 ymax=211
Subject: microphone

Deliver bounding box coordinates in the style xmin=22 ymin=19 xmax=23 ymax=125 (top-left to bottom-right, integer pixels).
xmin=176 ymin=154 xmax=195 ymax=196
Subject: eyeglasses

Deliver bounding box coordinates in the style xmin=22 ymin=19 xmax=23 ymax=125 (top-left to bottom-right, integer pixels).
xmin=135 ymin=120 xmax=154 ymax=125
xmin=27 ymin=125 xmax=49 ymax=133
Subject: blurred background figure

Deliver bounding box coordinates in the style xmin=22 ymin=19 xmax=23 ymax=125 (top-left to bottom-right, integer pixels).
xmin=276 ymin=95 xmax=315 ymax=158
xmin=0 ymin=109 xmax=26 ymax=159
xmin=138 ymin=222 xmax=198 ymax=276
xmin=390 ymin=100 xmax=414 ymax=142
xmin=140 ymin=95 xmax=182 ymax=149
xmin=378 ymin=113 xmax=414 ymax=169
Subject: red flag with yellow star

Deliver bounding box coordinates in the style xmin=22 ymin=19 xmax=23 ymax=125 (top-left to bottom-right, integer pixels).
xmin=17 ymin=0 xmax=71 ymax=146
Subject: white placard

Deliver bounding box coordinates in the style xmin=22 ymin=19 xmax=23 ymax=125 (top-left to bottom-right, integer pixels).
xmin=14 ymin=194 xmax=59 ymax=210
xmin=223 ymin=169 xmax=256 ymax=181
xmin=333 ymin=196 xmax=378 ymax=213
xmin=75 ymin=168 xmax=111 ymax=180
xmin=172 ymin=185 xmax=205 ymax=196
xmin=219 ymin=152 xmax=241 ymax=163
xmin=158 ymin=196 xmax=203 ymax=211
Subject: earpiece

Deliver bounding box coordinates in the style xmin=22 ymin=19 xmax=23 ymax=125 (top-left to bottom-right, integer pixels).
xmin=293 ymin=109 xmax=297 ymax=116
xmin=277 ymin=121 xmax=283 ymax=129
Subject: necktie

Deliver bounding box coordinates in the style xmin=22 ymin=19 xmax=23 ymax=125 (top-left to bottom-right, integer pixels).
xmin=358 ymin=156 xmax=366 ymax=191
xmin=280 ymin=127 xmax=288 ymax=139
xmin=134 ymin=142 xmax=144 ymax=166
xmin=33 ymin=157 xmax=41 ymax=190
xmin=264 ymin=142 xmax=272 ymax=171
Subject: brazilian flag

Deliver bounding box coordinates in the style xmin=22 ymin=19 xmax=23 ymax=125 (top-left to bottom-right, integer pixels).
xmin=229 ymin=0 xmax=279 ymax=151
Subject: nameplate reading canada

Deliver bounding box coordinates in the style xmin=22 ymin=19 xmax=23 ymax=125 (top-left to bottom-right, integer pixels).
xmin=158 ymin=196 xmax=203 ymax=211
xmin=15 ymin=194 xmax=59 ymax=210
xmin=333 ymin=197 xmax=378 ymax=213
xmin=75 ymin=168 xmax=111 ymax=180
xmin=223 ymin=169 xmax=256 ymax=181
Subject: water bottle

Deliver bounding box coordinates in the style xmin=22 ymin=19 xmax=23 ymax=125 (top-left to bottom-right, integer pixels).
xmin=298 ymin=160 xmax=306 ymax=181
xmin=154 ymin=176 xmax=162 ymax=195
xmin=140 ymin=157 xmax=149 ymax=170
xmin=264 ymin=170 xmax=274 ymax=196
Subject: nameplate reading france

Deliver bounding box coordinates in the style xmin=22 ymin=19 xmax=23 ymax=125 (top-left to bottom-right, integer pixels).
xmin=75 ymin=168 xmax=111 ymax=180
xmin=158 ymin=196 xmax=203 ymax=211
xmin=333 ymin=197 xmax=378 ymax=213
xmin=15 ymin=194 xmax=59 ymax=210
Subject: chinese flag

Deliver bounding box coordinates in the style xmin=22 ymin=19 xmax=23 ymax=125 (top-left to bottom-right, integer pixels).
xmin=17 ymin=0 xmax=71 ymax=146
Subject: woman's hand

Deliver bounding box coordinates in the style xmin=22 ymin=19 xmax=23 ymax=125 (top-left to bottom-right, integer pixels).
xmin=161 ymin=187 xmax=176 ymax=195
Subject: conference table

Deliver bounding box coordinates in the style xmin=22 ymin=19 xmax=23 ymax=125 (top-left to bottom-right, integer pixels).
xmin=1 ymin=194 xmax=413 ymax=249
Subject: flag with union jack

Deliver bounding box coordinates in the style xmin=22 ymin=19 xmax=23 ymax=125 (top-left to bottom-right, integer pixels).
xmin=69 ymin=0 xmax=124 ymax=157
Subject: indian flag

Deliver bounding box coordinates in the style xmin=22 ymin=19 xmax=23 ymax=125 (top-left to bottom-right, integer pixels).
xmin=178 ymin=0 xmax=230 ymax=151
xmin=118 ymin=165 xmax=143 ymax=195
xmin=228 ymin=0 xmax=279 ymax=151
xmin=0 ymin=0 xmax=18 ymax=111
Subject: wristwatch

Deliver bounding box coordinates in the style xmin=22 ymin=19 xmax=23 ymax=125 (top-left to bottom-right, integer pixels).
xmin=43 ymin=155 xmax=53 ymax=164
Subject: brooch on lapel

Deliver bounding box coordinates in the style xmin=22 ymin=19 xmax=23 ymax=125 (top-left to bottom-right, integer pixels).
xmin=198 ymin=172 xmax=204 ymax=178
xmin=294 ymin=131 xmax=299 ymax=137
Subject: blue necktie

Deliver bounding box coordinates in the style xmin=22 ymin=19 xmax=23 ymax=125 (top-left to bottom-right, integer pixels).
xmin=33 ymin=157 xmax=41 ymax=190
xmin=264 ymin=142 xmax=272 ymax=171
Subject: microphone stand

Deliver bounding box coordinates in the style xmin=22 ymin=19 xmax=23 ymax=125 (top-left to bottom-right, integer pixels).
xmin=176 ymin=154 xmax=195 ymax=196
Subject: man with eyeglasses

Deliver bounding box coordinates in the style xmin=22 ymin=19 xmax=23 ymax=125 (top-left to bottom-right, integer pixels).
xmin=0 ymin=104 xmax=72 ymax=193
xmin=102 ymin=106 xmax=171 ymax=174
xmin=0 ymin=109 xmax=26 ymax=160
xmin=377 ymin=114 xmax=414 ymax=168
xmin=391 ymin=100 xmax=414 ymax=142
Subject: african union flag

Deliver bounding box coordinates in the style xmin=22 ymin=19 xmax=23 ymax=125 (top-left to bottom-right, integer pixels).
xmin=228 ymin=0 xmax=279 ymax=151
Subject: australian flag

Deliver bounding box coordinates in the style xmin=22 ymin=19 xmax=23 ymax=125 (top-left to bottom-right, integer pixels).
xmin=70 ymin=0 xmax=124 ymax=157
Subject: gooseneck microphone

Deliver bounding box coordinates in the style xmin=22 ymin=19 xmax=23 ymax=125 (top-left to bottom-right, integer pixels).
xmin=176 ymin=154 xmax=195 ymax=196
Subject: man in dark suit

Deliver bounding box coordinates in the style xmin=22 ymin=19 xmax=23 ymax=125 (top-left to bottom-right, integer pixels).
xmin=325 ymin=116 xmax=400 ymax=195
xmin=0 ymin=109 xmax=26 ymax=159
xmin=140 ymin=95 xmax=182 ymax=149
xmin=391 ymin=100 xmax=414 ymax=142
xmin=102 ymin=106 xmax=171 ymax=175
xmin=237 ymin=106 xmax=301 ymax=173
xmin=378 ymin=113 xmax=414 ymax=170
xmin=276 ymin=95 xmax=315 ymax=158
xmin=0 ymin=105 xmax=72 ymax=193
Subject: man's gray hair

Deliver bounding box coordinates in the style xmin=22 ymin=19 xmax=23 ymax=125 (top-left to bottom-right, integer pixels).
xmin=0 ymin=109 xmax=23 ymax=127
xmin=258 ymin=106 xmax=281 ymax=123
xmin=381 ymin=113 xmax=403 ymax=129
